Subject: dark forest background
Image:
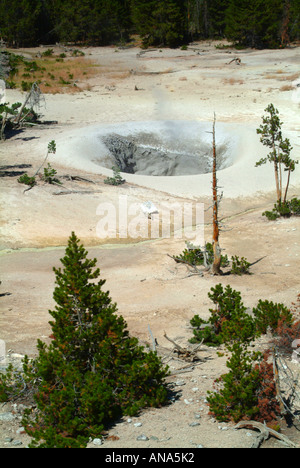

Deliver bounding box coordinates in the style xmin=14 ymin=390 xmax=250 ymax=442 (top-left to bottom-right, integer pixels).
xmin=0 ymin=0 xmax=299 ymax=49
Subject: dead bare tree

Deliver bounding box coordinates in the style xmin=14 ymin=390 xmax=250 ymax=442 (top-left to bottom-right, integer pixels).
xmin=15 ymin=82 xmax=45 ymax=127
xmin=211 ymin=114 xmax=223 ymax=276
xmin=168 ymin=115 xmax=224 ymax=277
xmin=163 ymin=331 xmax=205 ymax=363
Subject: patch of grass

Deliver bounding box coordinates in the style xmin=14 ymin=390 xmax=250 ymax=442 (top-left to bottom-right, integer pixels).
xmin=278 ymin=72 xmax=300 ymax=81
xmin=107 ymin=70 xmax=131 ymax=80
xmin=280 ymin=84 xmax=294 ymax=92
xmin=264 ymin=72 xmax=300 ymax=82
xmin=222 ymin=77 xmax=244 ymax=85
xmin=5 ymin=50 xmax=99 ymax=94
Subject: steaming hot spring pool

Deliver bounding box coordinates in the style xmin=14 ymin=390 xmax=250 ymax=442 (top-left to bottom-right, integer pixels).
xmin=52 ymin=120 xmax=285 ymax=197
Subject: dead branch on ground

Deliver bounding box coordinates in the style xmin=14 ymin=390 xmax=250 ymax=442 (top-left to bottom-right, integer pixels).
xmin=163 ymin=331 xmax=205 ymax=362
xmin=235 ymin=421 xmax=298 ymax=449
xmin=227 ymin=57 xmax=241 ymax=65
xmin=167 ymin=254 xmax=204 ymax=277
xmin=60 ymin=175 xmax=96 ymax=184
xmin=53 ymin=189 xmax=103 ymax=196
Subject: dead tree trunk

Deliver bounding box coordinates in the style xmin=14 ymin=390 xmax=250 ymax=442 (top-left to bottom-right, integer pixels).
xmin=15 ymin=82 xmax=44 ymax=127
xmin=283 ymin=167 xmax=291 ymax=204
xmin=211 ymin=114 xmax=222 ymax=276
xmin=272 ymin=144 xmax=282 ymax=203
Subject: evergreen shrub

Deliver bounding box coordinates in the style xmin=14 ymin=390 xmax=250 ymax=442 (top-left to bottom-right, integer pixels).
xmin=253 ymin=300 xmax=294 ymax=335
xmin=263 ymin=198 xmax=300 ymax=220
xmin=190 ymin=286 xmax=295 ymax=346
xmin=104 ymin=166 xmax=125 ymax=186
xmin=190 ymin=284 xmax=256 ymax=346
xmin=173 ymin=242 xmax=229 ymax=268
xmin=22 ymin=233 xmax=169 ymax=448
xmin=207 ymin=345 xmax=281 ymax=423
xmin=230 ymin=255 xmax=251 ymax=275
xmin=18 ymin=173 xmax=36 ymax=187
xmin=42 ymin=163 xmax=61 ymax=185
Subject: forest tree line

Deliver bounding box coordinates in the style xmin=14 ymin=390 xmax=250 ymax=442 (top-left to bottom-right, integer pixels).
xmin=0 ymin=0 xmax=300 ymax=49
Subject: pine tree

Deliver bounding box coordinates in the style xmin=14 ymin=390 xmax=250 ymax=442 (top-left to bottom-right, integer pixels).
xmin=256 ymin=104 xmax=298 ymax=206
xmin=289 ymin=0 xmax=300 ymax=41
xmin=207 ymin=344 xmax=281 ymax=424
xmin=256 ymin=104 xmax=284 ymax=203
xmin=205 ymin=0 xmax=228 ymax=38
xmin=1 ymin=0 xmax=298 ymax=48
xmin=0 ymin=0 xmax=44 ymax=47
xmin=225 ymin=0 xmax=283 ymax=48
xmin=131 ymin=0 xmax=186 ymax=47
xmin=23 ymin=232 xmax=169 ymax=448
xmin=207 ymin=342 xmax=262 ymax=422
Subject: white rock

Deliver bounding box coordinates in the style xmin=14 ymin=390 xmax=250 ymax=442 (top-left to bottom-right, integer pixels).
xmin=137 ymin=434 xmax=149 ymax=441
xmin=92 ymin=438 xmax=103 ymax=446
xmin=0 ymin=413 xmax=15 ymax=422
xmin=16 ymin=427 xmax=25 ymax=434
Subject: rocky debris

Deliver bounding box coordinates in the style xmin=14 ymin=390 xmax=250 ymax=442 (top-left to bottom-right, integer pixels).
xmin=0 ymin=402 xmax=31 ymax=448
xmin=102 ymin=134 xmax=137 ymax=174
xmin=0 ymin=351 xmax=26 ymax=372
xmin=189 ymin=422 xmax=200 ymax=427
xmin=0 ymin=413 xmax=15 ymax=422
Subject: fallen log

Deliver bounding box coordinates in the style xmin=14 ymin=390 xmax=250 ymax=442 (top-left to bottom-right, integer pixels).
xmin=53 ymin=189 xmax=103 ymax=196
xmin=60 ymin=175 xmax=96 ymax=184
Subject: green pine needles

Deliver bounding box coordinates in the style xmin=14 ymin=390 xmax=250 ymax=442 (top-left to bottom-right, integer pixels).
xmin=190 ymin=285 xmax=287 ymax=424
xmin=207 ymin=342 xmax=263 ymax=423
xmin=190 ymin=283 xmax=294 ymax=348
xmin=22 ymin=232 xmax=169 ymax=448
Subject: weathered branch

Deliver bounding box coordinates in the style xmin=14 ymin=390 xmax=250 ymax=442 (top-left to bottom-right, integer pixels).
xmin=163 ymin=332 xmax=205 ymax=362
xmin=53 ymin=189 xmax=103 ymax=196
xmin=227 ymin=57 xmax=241 ymax=65
xmin=163 ymin=331 xmax=185 ymax=352
xmin=235 ymin=421 xmax=298 ymax=448
xmin=167 ymin=254 xmax=204 ymax=277
xmin=60 ymin=175 xmax=96 ymax=184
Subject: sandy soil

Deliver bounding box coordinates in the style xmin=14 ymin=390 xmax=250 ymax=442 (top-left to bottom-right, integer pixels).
xmin=0 ymin=41 xmax=300 ymax=449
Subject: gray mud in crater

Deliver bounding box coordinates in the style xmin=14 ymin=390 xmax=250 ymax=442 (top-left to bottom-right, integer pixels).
xmin=102 ymin=132 xmax=229 ymax=176
xmin=51 ymin=120 xmax=258 ymax=196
